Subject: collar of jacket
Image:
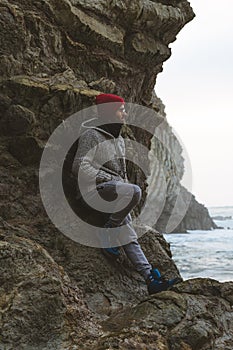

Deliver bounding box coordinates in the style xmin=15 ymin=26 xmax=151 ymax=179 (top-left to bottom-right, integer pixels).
xmin=80 ymin=117 xmax=122 ymax=139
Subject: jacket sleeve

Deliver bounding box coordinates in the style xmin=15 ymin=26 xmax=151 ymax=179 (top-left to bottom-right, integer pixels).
xmin=72 ymin=131 xmax=113 ymax=184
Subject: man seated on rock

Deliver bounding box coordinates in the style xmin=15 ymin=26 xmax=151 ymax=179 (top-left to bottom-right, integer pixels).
xmin=72 ymin=93 xmax=180 ymax=295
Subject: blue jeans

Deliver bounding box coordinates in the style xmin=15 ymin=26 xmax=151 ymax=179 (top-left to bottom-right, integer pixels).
xmin=85 ymin=180 xmax=152 ymax=280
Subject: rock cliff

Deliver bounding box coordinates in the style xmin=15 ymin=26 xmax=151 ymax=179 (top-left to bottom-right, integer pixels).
xmin=145 ymin=94 xmax=217 ymax=233
xmin=2 ymin=219 xmax=233 ymax=350
xmin=0 ymin=0 xmax=230 ymax=349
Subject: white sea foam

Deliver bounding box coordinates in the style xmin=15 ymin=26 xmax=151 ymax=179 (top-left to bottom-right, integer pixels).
xmin=164 ymin=206 xmax=233 ymax=282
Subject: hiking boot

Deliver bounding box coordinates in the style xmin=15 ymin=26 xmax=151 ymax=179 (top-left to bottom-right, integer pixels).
xmin=146 ymin=268 xmax=181 ymax=295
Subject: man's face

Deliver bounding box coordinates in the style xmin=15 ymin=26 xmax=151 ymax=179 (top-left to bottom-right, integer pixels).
xmin=115 ymin=104 xmax=127 ymax=123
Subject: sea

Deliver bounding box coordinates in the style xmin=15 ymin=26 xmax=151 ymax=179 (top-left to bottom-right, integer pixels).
xmin=164 ymin=206 xmax=233 ymax=282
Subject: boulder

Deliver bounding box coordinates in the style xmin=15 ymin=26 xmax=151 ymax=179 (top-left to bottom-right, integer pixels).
xmin=0 ymin=225 xmax=100 ymax=350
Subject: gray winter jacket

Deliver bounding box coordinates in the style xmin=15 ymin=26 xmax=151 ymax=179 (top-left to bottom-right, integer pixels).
xmin=72 ymin=117 xmax=128 ymax=199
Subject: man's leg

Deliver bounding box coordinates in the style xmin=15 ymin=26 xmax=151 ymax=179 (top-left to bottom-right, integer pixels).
xmin=93 ymin=181 xmax=141 ymax=256
xmin=93 ymin=181 xmax=181 ymax=293
xmin=97 ymin=181 xmax=141 ymax=228
xmin=97 ymin=182 xmax=152 ymax=280
xmin=122 ymin=240 xmax=152 ymax=280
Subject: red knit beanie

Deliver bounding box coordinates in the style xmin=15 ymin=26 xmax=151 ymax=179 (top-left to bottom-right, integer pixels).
xmin=96 ymin=93 xmax=125 ymax=118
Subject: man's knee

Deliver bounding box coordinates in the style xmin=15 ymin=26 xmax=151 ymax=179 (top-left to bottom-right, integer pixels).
xmin=116 ymin=183 xmax=141 ymax=203
xmin=132 ymin=185 xmax=142 ymax=203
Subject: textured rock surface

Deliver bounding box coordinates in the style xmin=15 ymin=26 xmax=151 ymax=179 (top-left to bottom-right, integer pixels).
xmin=146 ymin=94 xmax=217 ymax=233
xmin=0 ymin=220 xmax=100 ymax=350
xmin=1 ymin=1 xmax=231 ymax=349
xmin=0 ymin=0 xmax=194 ymax=101
xmin=0 ymin=0 xmax=211 ymax=232
xmin=98 ymin=279 xmax=233 ymax=350
xmin=48 ymin=225 xmax=181 ymax=319
xmin=172 ymin=190 xmax=219 ymax=232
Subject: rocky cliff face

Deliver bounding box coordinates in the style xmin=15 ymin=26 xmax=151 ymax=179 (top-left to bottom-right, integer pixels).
xmin=145 ymin=95 xmax=217 ymax=233
xmin=172 ymin=190 xmax=218 ymax=232
xmin=0 ymin=0 xmax=212 ymax=231
xmin=2 ymin=219 xmax=233 ymax=350
xmin=0 ymin=1 xmax=231 ymax=349
xmin=0 ymin=220 xmax=100 ymax=350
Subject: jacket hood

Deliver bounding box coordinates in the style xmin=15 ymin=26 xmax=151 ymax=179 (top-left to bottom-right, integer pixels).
xmin=79 ymin=117 xmax=123 ymax=139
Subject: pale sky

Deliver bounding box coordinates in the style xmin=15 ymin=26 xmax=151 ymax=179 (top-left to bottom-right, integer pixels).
xmin=156 ymin=0 xmax=233 ymax=208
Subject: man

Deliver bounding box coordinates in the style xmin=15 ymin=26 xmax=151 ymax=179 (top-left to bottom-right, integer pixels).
xmin=72 ymin=93 xmax=180 ymax=294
